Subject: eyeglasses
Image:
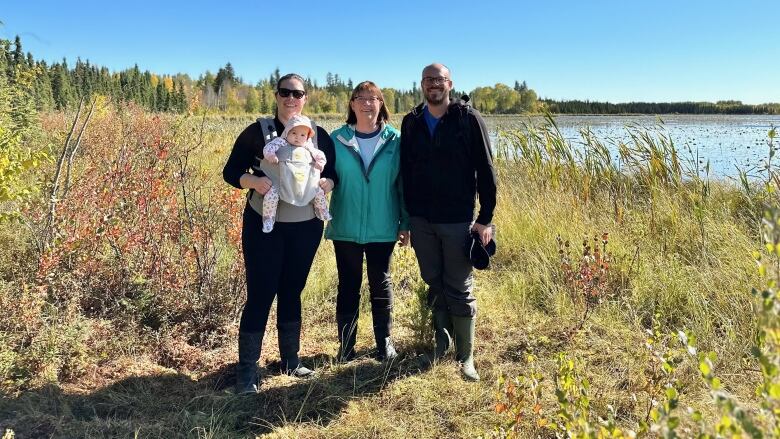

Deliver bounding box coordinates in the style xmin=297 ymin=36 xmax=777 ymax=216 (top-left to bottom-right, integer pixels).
xmin=422 ymin=76 xmax=450 ymax=86
xmin=277 ymin=88 xmax=306 ymax=99
xmin=352 ymin=96 xmax=382 ymax=104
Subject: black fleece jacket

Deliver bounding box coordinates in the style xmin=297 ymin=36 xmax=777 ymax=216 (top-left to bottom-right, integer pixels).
xmin=400 ymin=102 xmax=497 ymax=225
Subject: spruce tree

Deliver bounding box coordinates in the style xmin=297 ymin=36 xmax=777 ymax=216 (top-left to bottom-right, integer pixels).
xmin=259 ymin=88 xmax=269 ymax=114
xmin=214 ymin=63 xmax=237 ymax=93
xmin=11 ymin=35 xmax=23 ymax=72
xmin=51 ymin=60 xmax=74 ymax=110
xmin=155 ymin=81 xmax=166 ymax=111
xmin=176 ymin=81 xmax=187 ymax=113
xmin=164 ymin=86 xmax=172 ymax=112
xmin=33 ymin=61 xmax=55 ymax=111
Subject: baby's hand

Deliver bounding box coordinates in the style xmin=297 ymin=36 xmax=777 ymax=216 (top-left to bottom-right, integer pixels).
xmin=309 ymin=148 xmax=326 ymax=171
xmin=265 ymin=154 xmax=279 ymax=164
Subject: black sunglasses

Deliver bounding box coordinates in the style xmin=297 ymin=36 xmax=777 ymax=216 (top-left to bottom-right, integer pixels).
xmin=278 ymin=88 xmax=306 ymax=99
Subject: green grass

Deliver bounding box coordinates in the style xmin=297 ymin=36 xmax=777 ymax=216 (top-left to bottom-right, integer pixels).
xmin=0 ymin=108 xmax=770 ymax=437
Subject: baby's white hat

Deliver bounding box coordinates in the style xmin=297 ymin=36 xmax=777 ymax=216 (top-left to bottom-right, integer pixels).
xmin=282 ymin=115 xmax=314 ymax=139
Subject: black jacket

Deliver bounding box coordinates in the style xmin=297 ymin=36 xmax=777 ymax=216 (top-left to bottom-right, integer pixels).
xmin=400 ymin=102 xmax=497 ymax=225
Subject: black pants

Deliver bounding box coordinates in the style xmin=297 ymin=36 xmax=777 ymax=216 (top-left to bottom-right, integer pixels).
xmin=333 ymin=240 xmax=395 ymax=316
xmin=239 ymin=205 xmax=323 ymax=333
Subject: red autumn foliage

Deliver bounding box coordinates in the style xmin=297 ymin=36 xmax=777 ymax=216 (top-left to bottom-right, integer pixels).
xmin=32 ymin=103 xmax=245 ymax=346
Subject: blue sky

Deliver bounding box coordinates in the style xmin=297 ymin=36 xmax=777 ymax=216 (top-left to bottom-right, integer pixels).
xmin=3 ymin=1 xmax=779 ymax=104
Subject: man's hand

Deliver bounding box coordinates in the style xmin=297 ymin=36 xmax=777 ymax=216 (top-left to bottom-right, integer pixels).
xmin=319 ymin=178 xmax=334 ymax=194
xmin=397 ymin=230 xmax=410 ymax=247
xmin=471 ymin=223 xmax=493 ymax=246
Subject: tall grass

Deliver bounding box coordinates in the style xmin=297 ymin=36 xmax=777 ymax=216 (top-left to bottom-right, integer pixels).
xmin=0 ymin=107 xmax=771 ymax=437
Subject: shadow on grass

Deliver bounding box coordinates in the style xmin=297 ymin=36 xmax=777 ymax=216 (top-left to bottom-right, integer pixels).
xmin=0 ymin=350 xmax=424 ymax=438
xmin=497 ymin=325 xmax=572 ymax=364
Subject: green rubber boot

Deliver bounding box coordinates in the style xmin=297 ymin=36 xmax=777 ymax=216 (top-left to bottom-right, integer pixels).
xmin=419 ymin=310 xmax=453 ymax=369
xmin=433 ymin=310 xmax=454 ymax=360
xmin=451 ymin=315 xmax=479 ymax=381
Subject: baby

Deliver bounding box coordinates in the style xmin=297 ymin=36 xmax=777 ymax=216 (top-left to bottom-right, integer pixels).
xmin=261 ymin=115 xmax=331 ymax=232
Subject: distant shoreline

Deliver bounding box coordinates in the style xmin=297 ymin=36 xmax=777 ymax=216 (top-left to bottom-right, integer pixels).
xmin=493 ymin=112 xmax=780 ymax=117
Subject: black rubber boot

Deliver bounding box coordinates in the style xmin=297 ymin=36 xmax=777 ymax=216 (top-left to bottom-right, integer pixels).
xmin=277 ymin=321 xmax=314 ymax=378
xmin=336 ymin=313 xmax=358 ymax=362
xmin=235 ymin=331 xmax=263 ymax=394
xmin=372 ymin=309 xmax=397 ymax=361
xmin=451 ymin=315 xmax=479 ymax=381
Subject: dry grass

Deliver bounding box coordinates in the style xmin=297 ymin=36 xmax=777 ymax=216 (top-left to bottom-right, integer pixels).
xmin=0 ymin=111 xmax=767 ymax=438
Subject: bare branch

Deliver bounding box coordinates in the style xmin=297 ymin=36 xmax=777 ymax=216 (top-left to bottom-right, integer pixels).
xmin=63 ymin=97 xmax=98 ymax=198
xmin=42 ymin=97 xmax=84 ymax=253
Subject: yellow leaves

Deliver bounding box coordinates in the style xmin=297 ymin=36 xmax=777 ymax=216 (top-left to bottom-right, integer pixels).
xmin=0 ymin=62 xmax=44 ymax=215
xmin=699 ymin=358 xmax=712 ymax=376
xmin=768 ymin=383 xmax=780 ymax=399
xmin=92 ymin=95 xmax=111 ymax=118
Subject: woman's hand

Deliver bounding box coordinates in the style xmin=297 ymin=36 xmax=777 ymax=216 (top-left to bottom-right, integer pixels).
xmin=241 ymin=173 xmax=272 ymax=195
xmin=254 ymin=176 xmax=272 ymax=195
xmin=319 ymin=178 xmax=334 ymax=194
xmin=397 ymin=230 xmax=410 ymax=247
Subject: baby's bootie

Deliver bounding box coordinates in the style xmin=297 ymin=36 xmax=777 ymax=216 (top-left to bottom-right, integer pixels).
xmin=262 ymin=217 xmax=275 ymax=233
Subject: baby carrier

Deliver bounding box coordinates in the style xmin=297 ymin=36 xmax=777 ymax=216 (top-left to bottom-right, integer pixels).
xmin=248 ymin=117 xmax=321 ymax=208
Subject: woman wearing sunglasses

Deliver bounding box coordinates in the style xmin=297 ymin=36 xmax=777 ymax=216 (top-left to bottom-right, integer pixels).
xmin=222 ymin=73 xmax=337 ymax=393
xmin=325 ymin=81 xmax=409 ymax=362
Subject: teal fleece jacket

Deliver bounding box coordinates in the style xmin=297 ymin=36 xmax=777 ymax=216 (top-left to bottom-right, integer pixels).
xmin=325 ymin=123 xmax=409 ymax=243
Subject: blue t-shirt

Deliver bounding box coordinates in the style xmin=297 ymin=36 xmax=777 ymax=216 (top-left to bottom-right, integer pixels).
xmin=423 ymin=106 xmax=440 ymax=137
xmin=355 ymin=126 xmax=382 ymax=170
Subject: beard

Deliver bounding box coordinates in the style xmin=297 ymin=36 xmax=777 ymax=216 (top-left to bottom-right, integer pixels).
xmin=424 ymin=88 xmax=448 ymax=105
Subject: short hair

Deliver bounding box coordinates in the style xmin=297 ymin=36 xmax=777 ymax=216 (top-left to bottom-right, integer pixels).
xmin=346 ymin=81 xmax=390 ymax=125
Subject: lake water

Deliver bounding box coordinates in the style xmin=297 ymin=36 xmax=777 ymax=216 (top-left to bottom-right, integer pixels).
xmin=487 ymin=115 xmax=780 ymax=180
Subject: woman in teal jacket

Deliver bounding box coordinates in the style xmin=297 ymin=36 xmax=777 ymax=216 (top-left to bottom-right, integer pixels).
xmin=322 ymin=81 xmax=409 ymax=361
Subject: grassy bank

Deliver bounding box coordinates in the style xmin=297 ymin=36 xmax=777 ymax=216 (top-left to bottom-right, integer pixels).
xmin=0 ymin=105 xmax=774 ymax=437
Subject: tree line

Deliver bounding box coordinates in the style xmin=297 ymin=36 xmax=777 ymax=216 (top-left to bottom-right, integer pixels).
xmin=4 ymin=35 xmax=540 ymax=115
xmin=541 ymin=99 xmax=780 ymax=115
xmin=4 ymin=35 xmax=778 ymax=116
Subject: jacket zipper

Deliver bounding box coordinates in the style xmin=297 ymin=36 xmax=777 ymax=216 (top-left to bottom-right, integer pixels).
xmin=336 ymin=131 xmax=394 ymax=182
